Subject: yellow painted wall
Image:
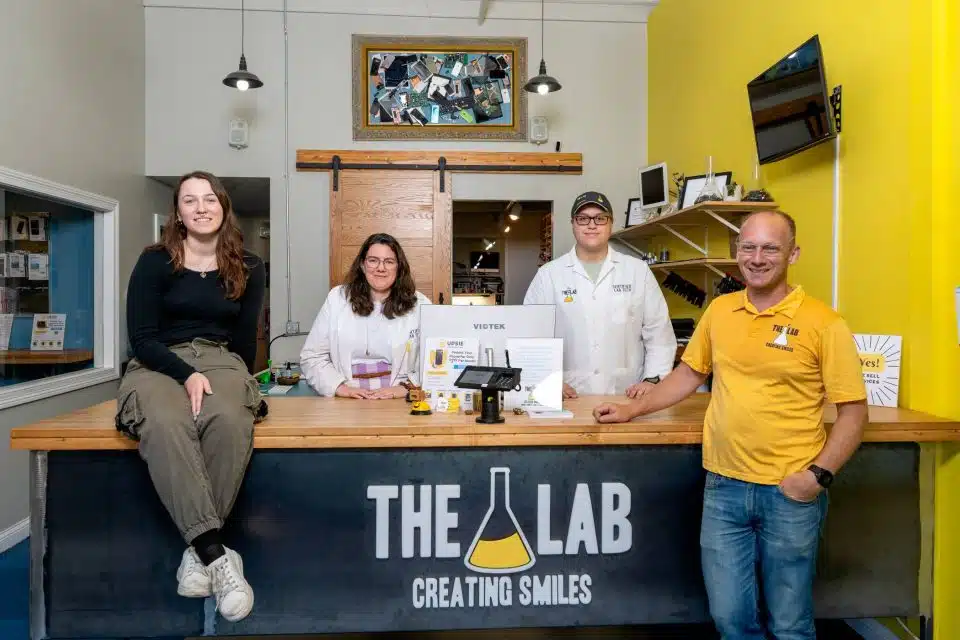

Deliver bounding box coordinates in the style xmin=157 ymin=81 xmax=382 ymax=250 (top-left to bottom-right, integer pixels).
xmin=929 ymin=0 xmax=960 ymax=636
xmin=648 ymin=0 xmax=960 ymax=637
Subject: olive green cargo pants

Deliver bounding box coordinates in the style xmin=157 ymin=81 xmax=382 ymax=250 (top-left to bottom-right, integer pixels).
xmin=115 ymin=339 xmax=264 ymax=543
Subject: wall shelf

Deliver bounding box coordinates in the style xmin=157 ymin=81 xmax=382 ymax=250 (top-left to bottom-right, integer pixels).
xmin=612 ymin=201 xmax=778 ymax=255
xmin=611 ymin=201 xmax=778 ymax=308
xmin=648 ymin=258 xmax=740 ymax=278
xmin=0 ymin=349 xmax=93 ymax=365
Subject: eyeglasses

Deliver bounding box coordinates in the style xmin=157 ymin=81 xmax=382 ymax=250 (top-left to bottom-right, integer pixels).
xmin=365 ymin=256 xmax=398 ymax=269
xmin=736 ymin=242 xmax=783 ymax=257
xmin=573 ymin=214 xmax=612 ymax=226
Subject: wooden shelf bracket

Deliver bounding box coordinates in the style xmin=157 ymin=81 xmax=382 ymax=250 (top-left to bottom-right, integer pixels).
xmin=659 ymin=223 xmax=708 ymax=256
xmin=701 ymin=208 xmax=743 ymax=234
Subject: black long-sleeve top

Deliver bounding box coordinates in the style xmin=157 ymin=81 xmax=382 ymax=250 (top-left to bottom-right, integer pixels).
xmin=126 ymin=247 xmax=266 ymax=383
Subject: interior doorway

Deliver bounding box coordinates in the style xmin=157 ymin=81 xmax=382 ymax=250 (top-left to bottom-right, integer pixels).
xmin=451 ymin=200 xmax=552 ymax=306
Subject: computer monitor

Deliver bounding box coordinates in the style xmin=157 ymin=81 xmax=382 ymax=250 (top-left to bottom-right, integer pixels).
xmin=639 ymin=162 xmax=669 ymax=209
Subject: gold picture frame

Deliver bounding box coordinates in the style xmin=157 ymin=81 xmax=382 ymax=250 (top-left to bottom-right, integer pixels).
xmin=352 ymin=34 xmax=528 ymax=141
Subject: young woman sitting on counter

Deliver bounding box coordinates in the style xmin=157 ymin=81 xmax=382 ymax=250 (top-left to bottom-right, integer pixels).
xmin=300 ymin=232 xmax=431 ymax=398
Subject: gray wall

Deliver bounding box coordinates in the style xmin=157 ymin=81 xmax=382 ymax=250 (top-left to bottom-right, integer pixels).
xmin=504 ymin=214 xmax=541 ymax=305
xmin=144 ymin=1 xmax=650 ymax=365
xmin=0 ymin=0 xmax=170 ymax=533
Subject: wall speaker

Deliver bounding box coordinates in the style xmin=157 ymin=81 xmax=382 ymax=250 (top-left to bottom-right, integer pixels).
xmin=229 ymin=118 xmax=249 ymax=149
xmin=530 ymin=116 xmax=549 ymax=145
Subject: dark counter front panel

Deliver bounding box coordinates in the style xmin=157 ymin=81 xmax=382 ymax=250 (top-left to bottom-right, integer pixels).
xmin=41 ymin=444 xmax=919 ymax=638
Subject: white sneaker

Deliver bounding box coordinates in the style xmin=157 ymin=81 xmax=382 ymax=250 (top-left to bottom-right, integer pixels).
xmin=209 ymin=547 xmax=255 ymax=622
xmin=176 ymin=547 xmax=212 ymax=598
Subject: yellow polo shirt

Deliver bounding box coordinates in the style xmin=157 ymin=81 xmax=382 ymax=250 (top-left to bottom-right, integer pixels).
xmin=681 ymin=286 xmax=866 ymax=485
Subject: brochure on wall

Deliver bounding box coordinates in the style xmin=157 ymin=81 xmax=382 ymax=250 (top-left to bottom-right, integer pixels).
xmin=853 ymin=334 xmax=902 ymax=407
xmin=10 ymin=215 xmax=28 ymax=240
xmin=503 ymin=337 xmax=564 ymax=412
xmin=28 ymin=214 xmax=47 ymax=241
xmin=0 ymin=314 xmax=13 ymax=351
xmin=422 ymin=337 xmax=479 ymax=410
xmin=28 ymin=253 xmax=49 ymax=280
xmin=30 ymin=313 xmax=66 ymax=351
xmin=7 ymin=252 xmax=25 ymax=278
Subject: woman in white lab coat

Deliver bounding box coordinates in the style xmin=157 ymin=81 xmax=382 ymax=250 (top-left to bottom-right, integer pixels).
xmin=300 ymin=233 xmax=430 ymax=398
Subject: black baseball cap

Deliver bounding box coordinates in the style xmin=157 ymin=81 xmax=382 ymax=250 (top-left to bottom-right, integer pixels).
xmin=571 ymin=191 xmax=613 ymax=217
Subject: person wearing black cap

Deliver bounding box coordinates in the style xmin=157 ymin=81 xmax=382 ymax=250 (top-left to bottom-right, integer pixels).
xmin=523 ymin=191 xmax=677 ymax=398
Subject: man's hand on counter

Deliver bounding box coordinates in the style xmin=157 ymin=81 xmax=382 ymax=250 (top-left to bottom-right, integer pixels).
xmin=593 ymin=363 xmax=708 ymax=423
xmin=562 ymin=383 xmax=578 ymax=399
xmin=593 ymin=401 xmax=638 ymax=424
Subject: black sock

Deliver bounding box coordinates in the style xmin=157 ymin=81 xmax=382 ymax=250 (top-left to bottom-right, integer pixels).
xmin=192 ymin=529 xmax=226 ymax=566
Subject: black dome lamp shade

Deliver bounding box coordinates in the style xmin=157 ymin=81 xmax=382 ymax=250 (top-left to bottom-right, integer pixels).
xmin=223 ymin=55 xmax=263 ymax=91
xmin=524 ymin=59 xmax=561 ymax=95
xmin=523 ymin=0 xmax=561 ymax=95
xmin=223 ymin=0 xmax=263 ymax=90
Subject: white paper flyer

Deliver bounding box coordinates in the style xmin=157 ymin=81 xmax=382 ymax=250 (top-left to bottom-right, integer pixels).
xmin=503 ymin=337 xmax=564 ymax=411
xmin=30 ymin=313 xmax=66 ymax=351
xmin=0 ymin=314 xmax=13 ymax=351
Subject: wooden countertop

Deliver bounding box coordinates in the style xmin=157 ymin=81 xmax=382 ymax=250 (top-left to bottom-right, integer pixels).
xmin=9 ymin=394 xmax=960 ymax=451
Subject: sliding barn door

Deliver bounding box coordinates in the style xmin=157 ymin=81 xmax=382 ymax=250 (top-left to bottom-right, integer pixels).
xmin=330 ymin=170 xmax=452 ymax=304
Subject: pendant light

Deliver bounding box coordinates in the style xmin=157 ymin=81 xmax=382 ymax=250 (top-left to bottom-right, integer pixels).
xmin=223 ymin=0 xmax=263 ymax=90
xmin=524 ymin=0 xmax=561 ymax=95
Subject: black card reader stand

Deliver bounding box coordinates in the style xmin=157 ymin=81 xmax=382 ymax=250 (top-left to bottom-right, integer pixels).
xmin=454 ymin=351 xmax=522 ymax=425
xmin=478 ymin=390 xmax=506 ymax=424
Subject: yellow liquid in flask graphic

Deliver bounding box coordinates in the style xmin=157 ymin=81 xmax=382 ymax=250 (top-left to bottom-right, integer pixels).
xmin=464 ymin=467 xmax=536 ymax=573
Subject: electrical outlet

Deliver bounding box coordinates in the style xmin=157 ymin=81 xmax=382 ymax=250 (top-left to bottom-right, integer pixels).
xmin=285 ymin=321 xmax=300 ymax=334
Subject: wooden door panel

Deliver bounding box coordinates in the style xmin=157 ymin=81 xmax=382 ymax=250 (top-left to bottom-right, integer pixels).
xmin=405 ymin=246 xmax=435 ymax=298
xmin=330 ymin=169 xmax=450 ymax=304
xmin=337 ymin=171 xmax=436 ymax=245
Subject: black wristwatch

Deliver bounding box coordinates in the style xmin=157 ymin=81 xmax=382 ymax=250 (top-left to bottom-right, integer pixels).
xmin=808 ymin=464 xmax=834 ymax=488
xmin=642 ymin=376 xmax=661 ymax=384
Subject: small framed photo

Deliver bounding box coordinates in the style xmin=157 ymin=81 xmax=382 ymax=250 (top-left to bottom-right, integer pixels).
xmin=679 ymin=172 xmax=733 ymax=210
xmin=624 ymin=198 xmax=645 ymax=228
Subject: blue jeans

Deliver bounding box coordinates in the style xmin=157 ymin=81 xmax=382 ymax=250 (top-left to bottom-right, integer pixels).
xmin=700 ymin=471 xmax=827 ymax=640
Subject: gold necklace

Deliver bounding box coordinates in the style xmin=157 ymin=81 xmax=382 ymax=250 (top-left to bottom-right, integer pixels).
xmin=198 ymin=255 xmax=217 ymax=278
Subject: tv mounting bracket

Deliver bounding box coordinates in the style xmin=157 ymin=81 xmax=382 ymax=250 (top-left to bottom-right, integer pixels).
xmin=829 ymin=85 xmax=842 ymax=133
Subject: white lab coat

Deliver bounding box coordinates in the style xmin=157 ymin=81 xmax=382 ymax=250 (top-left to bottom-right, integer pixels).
xmin=523 ymin=247 xmax=677 ymax=395
xmin=300 ymin=285 xmax=431 ymax=396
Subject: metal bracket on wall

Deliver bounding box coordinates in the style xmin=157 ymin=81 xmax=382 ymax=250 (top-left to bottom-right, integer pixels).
xmin=438 ymin=156 xmax=447 ymax=192
xmin=830 ymin=85 xmax=842 ymax=133
xmin=331 ymin=155 xmax=341 ymax=191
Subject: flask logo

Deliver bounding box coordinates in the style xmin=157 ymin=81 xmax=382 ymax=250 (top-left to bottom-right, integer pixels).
xmin=773 ymin=324 xmax=790 ymax=346
xmin=463 ymin=467 xmax=536 ymax=574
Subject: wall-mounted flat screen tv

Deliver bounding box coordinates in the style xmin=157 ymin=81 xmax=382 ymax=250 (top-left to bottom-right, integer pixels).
xmin=747 ymin=34 xmax=836 ymax=164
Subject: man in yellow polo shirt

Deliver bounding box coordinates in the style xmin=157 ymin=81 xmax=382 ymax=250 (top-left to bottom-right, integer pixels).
xmin=592 ymin=210 xmax=867 ymax=640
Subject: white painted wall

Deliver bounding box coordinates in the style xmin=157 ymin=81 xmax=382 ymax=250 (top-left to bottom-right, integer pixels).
xmin=145 ymin=0 xmax=649 ymax=362
xmin=0 ymin=0 xmax=169 ymax=535
xmin=504 ymin=213 xmax=542 ymax=304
